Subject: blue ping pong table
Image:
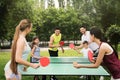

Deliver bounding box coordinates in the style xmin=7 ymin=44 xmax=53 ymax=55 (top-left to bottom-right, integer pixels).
xmin=22 ymin=57 xmax=110 ymax=80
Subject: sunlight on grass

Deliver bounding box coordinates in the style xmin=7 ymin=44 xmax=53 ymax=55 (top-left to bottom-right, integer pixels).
xmin=40 ymin=49 xmax=82 ymax=57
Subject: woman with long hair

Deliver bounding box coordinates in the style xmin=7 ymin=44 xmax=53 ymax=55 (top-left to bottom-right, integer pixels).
xmin=4 ymin=19 xmax=40 ymax=80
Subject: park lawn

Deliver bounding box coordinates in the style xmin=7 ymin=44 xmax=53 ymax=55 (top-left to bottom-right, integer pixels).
xmin=0 ymin=49 xmax=112 ymax=80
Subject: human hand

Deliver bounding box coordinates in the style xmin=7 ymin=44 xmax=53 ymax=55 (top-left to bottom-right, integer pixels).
xmin=91 ymin=58 xmax=96 ymax=63
xmin=30 ymin=63 xmax=40 ymax=69
xmin=73 ymin=62 xmax=80 ymax=68
xmin=61 ymin=46 xmax=64 ymax=53
xmin=55 ymin=44 xmax=60 ymax=48
xmin=37 ymin=57 xmax=40 ymax=60
xmin=73 ymin=46 xmax=78 ymax=50
xmin=23 ymin=66 xmax=27 ymax=71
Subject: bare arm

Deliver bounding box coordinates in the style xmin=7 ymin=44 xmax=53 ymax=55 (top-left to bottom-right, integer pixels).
xmin=75 ymin=44 xmax=83 ymax=49
xmin=15 ymin=37 xmax=39 ymax=68
xmin=31 ymin=46 xmax=40 ymax=59
xmin=49 ymin=36 xmax=60 ymax=48
xmin=76 ymin=41 xmax=92 ymax=49
xmin=74 ymin=49 xmax=81 ymax=54
xmin=73 ymin=45 xmax=106 ymax=68
xmin=60 ymin=46 xmax=64 ymax=53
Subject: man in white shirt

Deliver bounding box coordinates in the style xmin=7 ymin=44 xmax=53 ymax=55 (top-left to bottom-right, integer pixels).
xmin=76 ymin=26 xmax=99 ymax=57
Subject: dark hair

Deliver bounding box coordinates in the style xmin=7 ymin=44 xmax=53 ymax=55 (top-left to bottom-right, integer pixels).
xmin=90 ymin=27 xmax=102 ymax=40
xmin=81 ymin=25 xmax=87 ymax=29
xmin=31 ymin=36 xmax=39 ymax=49
xmin=83 ymin=41 xmax=88 ymax=44
xmin=55 ymin=27 xmax=60 ymax=30
xmin=90 ymin=27 xmax=118 ymax=58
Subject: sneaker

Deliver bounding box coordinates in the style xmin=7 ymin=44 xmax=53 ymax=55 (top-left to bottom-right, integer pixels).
xmin=99 ymin=76 xmax=104 ymax=80
xmin=50 ymin=77 xmax=57 ymax=80
xmin=79 ymin=76 xmax=86 ymax=79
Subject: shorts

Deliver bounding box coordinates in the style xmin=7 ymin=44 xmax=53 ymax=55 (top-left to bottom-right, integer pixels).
xmin=5 ymin=68 xmax=21 ymax=80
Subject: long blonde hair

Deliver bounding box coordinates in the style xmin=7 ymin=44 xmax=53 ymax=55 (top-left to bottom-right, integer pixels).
xmin=10 ymin=19 xmax=32 ymax=74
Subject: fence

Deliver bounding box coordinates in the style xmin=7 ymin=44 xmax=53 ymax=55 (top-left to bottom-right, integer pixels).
xmin=0 ymin=40 xmax=81 ymax=49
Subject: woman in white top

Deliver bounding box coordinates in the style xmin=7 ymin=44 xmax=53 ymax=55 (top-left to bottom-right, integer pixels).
xmin=4 ymin=19 xmax=40 ymax=80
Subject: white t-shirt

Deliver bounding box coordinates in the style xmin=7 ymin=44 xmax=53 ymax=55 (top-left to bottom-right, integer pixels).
xmin=80 ymin=48 xmax=93 ymax=58
xmin=81 ymin=31 xmax=99 ymax=51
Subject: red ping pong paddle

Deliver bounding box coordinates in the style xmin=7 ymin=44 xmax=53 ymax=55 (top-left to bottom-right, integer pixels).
xmin=59 ymin=41 xmax=64 ymax=46
xmin=39 ymin=57 xmax=50 ymax=67
xmin=88 ymin=50 xmax=94 ymax=62
xmin=69 ymin=43 xmax=75 ymax=49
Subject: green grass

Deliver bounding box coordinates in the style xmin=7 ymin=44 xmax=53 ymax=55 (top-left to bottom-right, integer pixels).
xmin=0 ymin=49 xmax=113 ymax=80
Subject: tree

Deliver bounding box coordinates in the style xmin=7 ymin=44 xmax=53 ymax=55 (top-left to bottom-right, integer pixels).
xmin=106 ymin=24 xmax=120 ymax=52
xmin=5 ymin=0 xmax=35 ymax=41
xmin=92 ymin=0 xmax=120 ymax=31
xmin=0 ymin=0 xmax=14 ymax=48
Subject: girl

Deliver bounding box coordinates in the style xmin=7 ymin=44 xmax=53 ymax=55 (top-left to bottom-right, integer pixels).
xmin=4 ymin=19 xmax=40 ymax=80
xmin=31 ymin=36 xmax=40 ymax=63
xmin=30 ymin=36 xmax=46 ymax=80
xmin=73 ymin=27 xmax=120 ymax=80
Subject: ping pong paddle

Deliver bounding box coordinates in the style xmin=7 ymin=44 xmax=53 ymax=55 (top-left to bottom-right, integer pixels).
xmin=69 ymin=43 xmax=75 ymax=49
xmin=88 ymin=50 xmax=94 ymax=62
xmin=39 ymin=57 xmax=50 ymax=67
xmin=59 ymin=41 xmax=64 ymax=46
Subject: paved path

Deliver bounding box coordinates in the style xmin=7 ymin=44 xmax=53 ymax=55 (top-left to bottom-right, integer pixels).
xmin=0 ymin=47 xmax=70 ymax=52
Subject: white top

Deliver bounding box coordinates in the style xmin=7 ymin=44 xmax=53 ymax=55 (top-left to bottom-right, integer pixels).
xmin=80 ymin=48 xmax=93 ymax=58
xmin=81 ymin=31 xmax=99 ymax=51
xmin=4 ymin=36 xmax=31 ymax=73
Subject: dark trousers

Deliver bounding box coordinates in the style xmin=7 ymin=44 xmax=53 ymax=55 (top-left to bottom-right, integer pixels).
xmin=48 ymin=49 xmax=58 ymax=79
xmin=48 ymin=49 xmax=58 ymax=57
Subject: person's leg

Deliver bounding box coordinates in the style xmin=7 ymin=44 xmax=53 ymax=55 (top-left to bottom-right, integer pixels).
xmin=5 ymin=69 xmax=12 ymax=80
xmin=99 ymin=76 xmax=104 ymax=80
xmin=34 ymin=75 xmax=39 ymax=80
xmin=5 ymin=69 xmax=21 ymax=80
xmin=42 ymin=75 xmax=46 ymax=80
xmin=6 ymin=79 xmax=11 ymax=80
xmin=48 ymin=50 xmax=58 ymax=80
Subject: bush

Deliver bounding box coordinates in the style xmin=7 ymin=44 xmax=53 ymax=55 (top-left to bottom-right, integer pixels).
xmin=106 ymin=24 xmax=120 ymax=44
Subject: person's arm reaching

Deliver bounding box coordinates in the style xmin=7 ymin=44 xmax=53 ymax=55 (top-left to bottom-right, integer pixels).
xmin=31 ymin=46 xmax=40 ymax=59
xmin=73 ymin=45 xmax=105 ymax=68
xmin=15 ymin=38 xmax=40 ymax=69
xmin=49 ymin=36 xmax=60 ymax=48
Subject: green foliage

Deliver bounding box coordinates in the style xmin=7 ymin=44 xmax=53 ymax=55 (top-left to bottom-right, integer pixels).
xmin=0 ymin=0 xmax=35 ymax=41
xmin=106 ymin=24 xmax=120 ymax=51
xmin=93 ymin=0 xmax=120 ymax=31
xmin=106 ymin=25 xmax=120 ymax=44
xmin=34 ymin=7 xmax=82 ymax=41
xmin=1 ymin=0 xmax=120 ymax=44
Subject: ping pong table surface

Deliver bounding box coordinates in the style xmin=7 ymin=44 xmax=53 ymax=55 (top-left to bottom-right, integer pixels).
xmin=22 ymin=57 xmax=110 ymax=76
